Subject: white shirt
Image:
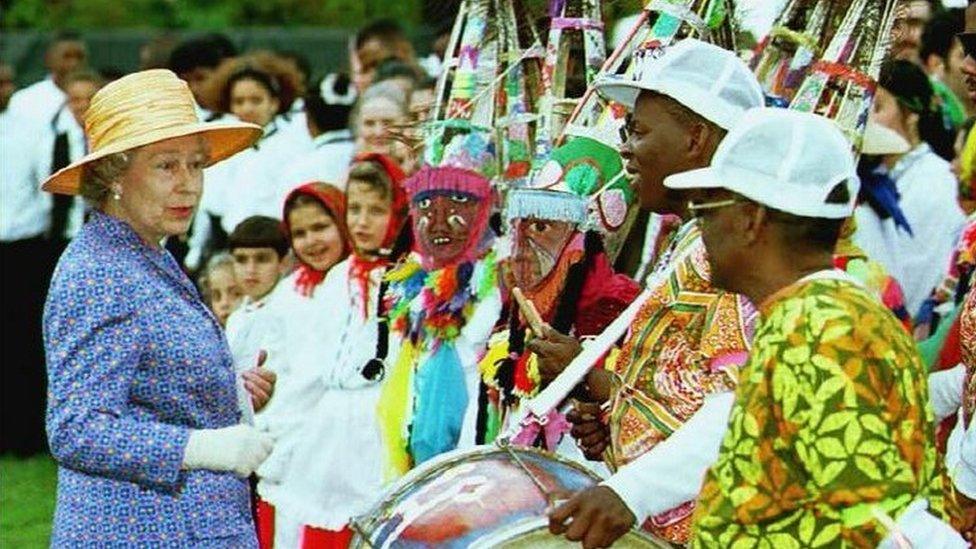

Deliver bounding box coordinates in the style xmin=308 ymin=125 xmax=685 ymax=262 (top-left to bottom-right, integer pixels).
xmin=270 ymin=258 xmax=390 ymax=532
xmin=854 ymin=144 xmax=965 ymax=316
xmin=602 ymin=391 xmax=734 ymax=521
xmin=201 ymin=120 xmax=309 ymax=234
xmin=27 ymin=105 xmax=88 ymax=240
xmin=278 ymin=104 xmax=314 ymax=152
xmin=276 ymin=129 xmax=355 ymax=202
xmin=224 ymin=289 xmax=280 ymax=424
xmin=7 ymin=76 xmax=66 ymax=128
xmin=930 ymin=364 xmax=976 ymax=499
xmin=0 ymin=109 xmax=51 ymax=241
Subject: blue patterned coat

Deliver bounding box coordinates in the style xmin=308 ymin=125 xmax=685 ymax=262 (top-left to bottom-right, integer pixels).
xmin=43 ymin=212 xmax=256 ymax=548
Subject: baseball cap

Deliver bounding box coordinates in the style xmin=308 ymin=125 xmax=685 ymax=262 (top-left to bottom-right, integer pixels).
xmin=664 ymin=108 xmax=859 ymax=219
xmin=595 ymin=38 xmax=764 ymax=130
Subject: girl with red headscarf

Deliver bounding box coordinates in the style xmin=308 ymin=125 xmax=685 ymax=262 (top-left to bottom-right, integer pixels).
xmin=269 ymin=154 xmax=409 ymax=549
xmin=252 ymin=181 xmax=352 ymax=548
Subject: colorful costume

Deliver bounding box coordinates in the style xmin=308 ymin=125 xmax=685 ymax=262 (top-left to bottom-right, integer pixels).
xmin=377 ymin=125 xmax=503 ymax=478
xmin=479 ymin=135 xmax=640 ymax=446
xmin=605 ymin=220 xmax=755 ymax=543
xmin=692 ymin=275 xmax=940 ymax=547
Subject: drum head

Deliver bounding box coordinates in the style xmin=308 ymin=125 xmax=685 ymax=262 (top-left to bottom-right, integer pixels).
xmin=352 ymin=444 xmax=603 ymax=548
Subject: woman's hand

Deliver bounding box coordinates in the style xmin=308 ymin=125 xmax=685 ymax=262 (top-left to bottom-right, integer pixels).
xmin=243 ymin=350 xmax=276 ymax=412
xmin=183 ymin=424 xmax=274 ymax=477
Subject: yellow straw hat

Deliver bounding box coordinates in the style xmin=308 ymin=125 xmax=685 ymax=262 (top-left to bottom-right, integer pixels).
xmin=42 ymin=69 xmax=262 ymax=195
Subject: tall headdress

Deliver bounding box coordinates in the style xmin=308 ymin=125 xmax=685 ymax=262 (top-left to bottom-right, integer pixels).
xmin=787 ymin=0 xmax=900 ymax=153
xmin=749 ymin=0 xmax=847 ymax=106
xmin=431 ymin=0 xmax=544 ymax=187
xmin=534 ymin=0 xmax=608 ymax=161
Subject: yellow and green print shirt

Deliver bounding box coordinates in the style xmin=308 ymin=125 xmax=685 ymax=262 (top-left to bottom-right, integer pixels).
xmin=692 ymin=276 xmax=939 ymax=548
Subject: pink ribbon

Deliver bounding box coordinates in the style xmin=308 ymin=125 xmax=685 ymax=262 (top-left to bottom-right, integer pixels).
xmin=550 ymin=17 xmax=604 ymax=31
xmin=512 ymin=409 xmax=572 ymax=450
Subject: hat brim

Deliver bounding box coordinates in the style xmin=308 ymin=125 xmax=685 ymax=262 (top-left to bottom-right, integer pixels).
xmin=594 ymin=77 xmax=642 ymax=109
xmin=41 ymin=121 xmax=263 ymax=195
xmin=663 ymin=166 xmax=723 ymax=191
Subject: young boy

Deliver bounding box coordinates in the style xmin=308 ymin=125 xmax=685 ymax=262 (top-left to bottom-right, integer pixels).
xmin=225 ymin=215 xmax=289 ymax=420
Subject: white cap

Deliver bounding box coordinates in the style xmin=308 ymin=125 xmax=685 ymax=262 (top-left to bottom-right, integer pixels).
xmin=664 ymin=108 xmax=859 ymax=219
xmin=595 ymin=38 xmax=764 ymax=130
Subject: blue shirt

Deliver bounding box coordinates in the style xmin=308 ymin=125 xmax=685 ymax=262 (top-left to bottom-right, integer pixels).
xmin=44 ymin=211 xmax=256 ymax=547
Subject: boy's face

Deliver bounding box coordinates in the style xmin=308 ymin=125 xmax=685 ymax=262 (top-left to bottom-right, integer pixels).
xmin=231 ymin=247 xmax=284 ymax=300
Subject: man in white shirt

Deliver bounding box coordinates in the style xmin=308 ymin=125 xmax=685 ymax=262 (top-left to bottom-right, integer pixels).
xmin=7 ymin=31 xmax=87 ymax=127
xmin=277 ymin=73 xmax=356 ymax=202
xmin=1 ymin=62 xmax=59 ymax=456
xmin=26 ymin=69 xmax=103 ymax=245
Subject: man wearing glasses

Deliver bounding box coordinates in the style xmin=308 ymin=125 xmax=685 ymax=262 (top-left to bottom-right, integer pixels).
xmin=670 ymin=107 xmax=963 ymax=548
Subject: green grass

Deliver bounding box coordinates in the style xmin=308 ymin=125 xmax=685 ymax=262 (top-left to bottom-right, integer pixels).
xmin=0 ymin=455 xmax=57 ymax=548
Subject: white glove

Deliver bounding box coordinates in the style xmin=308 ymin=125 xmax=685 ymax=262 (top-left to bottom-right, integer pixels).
xmin=877 ymin=499 xmax=967 ymax=549
xmin=182 ymin=424 xmax=274 ymax=477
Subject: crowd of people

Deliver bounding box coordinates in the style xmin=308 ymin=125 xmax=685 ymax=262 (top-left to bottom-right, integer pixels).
xmin=1 ymin=0 xmax=976 ymax=547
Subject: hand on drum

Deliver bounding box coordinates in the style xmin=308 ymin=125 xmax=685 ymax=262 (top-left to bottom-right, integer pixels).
xmin=548 ymin=485 xmax=637 ymax=549
xmin=526 ymin=325 xmax=583 ymax=384
xmin=243 ymin=350 xmax=276 ymax=412
xmin=567 ymin=401 xmax=609 ymax=461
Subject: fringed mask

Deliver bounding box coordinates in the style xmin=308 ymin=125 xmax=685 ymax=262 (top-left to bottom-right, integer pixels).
xmin=510 ymin=217 xmax=577 ymax=291
xmin=405 ymin=165 xmax=493 ymax=270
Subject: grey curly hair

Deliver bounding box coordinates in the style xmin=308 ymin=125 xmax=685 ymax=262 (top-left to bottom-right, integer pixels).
xmin=79 ymin=152 xmax=133 ymax=208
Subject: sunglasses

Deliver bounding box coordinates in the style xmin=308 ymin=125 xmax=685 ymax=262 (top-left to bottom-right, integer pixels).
xmin=957 ymin=32 xmax=976 ymax=61
xmin=686 ymin=198 xmax=741 ymax=217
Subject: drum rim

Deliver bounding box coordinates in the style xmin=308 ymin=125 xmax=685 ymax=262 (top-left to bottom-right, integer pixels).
xmin=351 ymin=443 xmax=604 ymax=545
xmin=467 ymin=516 xmax=676 ymax=548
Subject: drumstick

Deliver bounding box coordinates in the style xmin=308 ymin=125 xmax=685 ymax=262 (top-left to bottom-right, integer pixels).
xmin=512 ymin=287 xmax=546 ymax=336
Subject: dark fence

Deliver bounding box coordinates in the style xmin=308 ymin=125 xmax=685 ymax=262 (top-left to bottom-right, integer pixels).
xmin=1 ymin=27 xmax=440 ymax=87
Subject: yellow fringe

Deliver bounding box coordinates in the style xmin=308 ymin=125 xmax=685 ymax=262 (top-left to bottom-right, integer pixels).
xmin=377 ymin=339 xmax=418 ymax=481
xmin=479 ymin=334 xmax=511 ymax=385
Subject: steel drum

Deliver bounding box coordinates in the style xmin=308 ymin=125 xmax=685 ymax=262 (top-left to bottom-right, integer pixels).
xmin=350 ymin=444 xmax=674 ymax=548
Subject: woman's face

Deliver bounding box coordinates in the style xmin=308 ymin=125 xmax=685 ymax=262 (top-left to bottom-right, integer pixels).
xmin=230 ymin=78 xmax=279 ymax=127
xmin=208 ymin=265 xmax=243 ymax=326
xmin=357 ymin=96 xmax=406 ymax=150
xmin=871 ymin=87 xmax=912 ymax=143
xmin=289 ymin=202 xmax=344 ymax=272
xmin=346 ymin=180 xmax=393 ymax=255
xmin=111 ymin=135 xmax=208 ymax=246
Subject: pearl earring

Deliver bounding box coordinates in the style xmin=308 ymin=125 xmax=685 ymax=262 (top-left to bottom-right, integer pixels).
xmin=112 ymin=190 xmax=122 ymax=201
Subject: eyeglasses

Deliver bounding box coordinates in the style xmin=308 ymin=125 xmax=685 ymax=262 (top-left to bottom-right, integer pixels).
xmin=686 ymin=198 xmax=741 ymax=217
xmin=957 ymin=32 xmax=976 ymax=61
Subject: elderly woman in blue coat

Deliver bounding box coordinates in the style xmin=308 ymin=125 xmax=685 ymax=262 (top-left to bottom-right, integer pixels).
xmin=42 ymin=69 xmax=276 ymax=547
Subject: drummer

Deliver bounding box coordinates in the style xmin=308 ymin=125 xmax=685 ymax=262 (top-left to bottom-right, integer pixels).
xmin=671 ymin=107 xmax=956 ymax=547
xmin=535 ymin=38 xmax=764 ymax=546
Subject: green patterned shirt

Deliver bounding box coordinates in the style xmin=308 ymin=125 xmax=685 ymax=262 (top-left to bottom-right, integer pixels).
xmin=692 ymin=276 xmax=940 ymax=548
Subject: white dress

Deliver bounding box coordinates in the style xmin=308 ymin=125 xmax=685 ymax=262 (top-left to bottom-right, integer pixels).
xmin=271 ymin=258 xmax=391 ymax=537
xmin=854 ymin=143 xmax=966 ymax=316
